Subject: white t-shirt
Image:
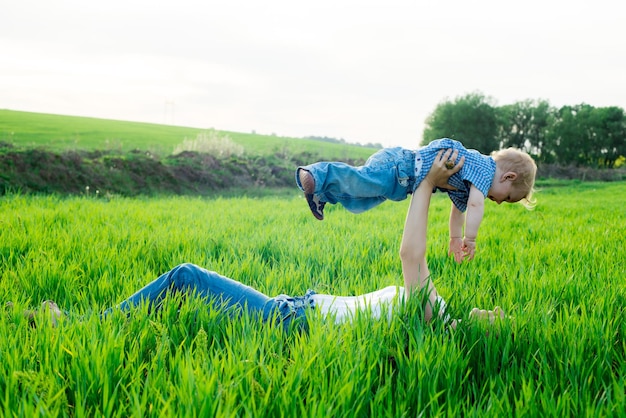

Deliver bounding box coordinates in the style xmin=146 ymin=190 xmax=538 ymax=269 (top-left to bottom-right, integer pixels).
xmin=310 ymin=285 xmax=405 ymax=324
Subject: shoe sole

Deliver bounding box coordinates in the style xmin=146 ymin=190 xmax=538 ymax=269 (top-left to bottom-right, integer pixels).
xmin=299 ymin=170 xmax=324 ymax=220
xmin=305 ymin=194 xmax=324 ymax=220
xmin=299 ymin=169 xmax=315 ymax=194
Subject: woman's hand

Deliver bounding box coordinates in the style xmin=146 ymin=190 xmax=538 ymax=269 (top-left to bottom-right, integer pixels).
xmin=469 ymin=307 xmax=506 ymax=324
xmin=423 ymin=149 xmax=464 ymax=190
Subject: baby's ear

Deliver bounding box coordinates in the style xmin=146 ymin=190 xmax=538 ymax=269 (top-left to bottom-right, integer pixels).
xmin=504 ymin=172 xmax=518 ymax=181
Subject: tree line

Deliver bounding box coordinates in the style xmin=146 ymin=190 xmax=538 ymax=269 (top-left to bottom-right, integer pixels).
xmin=423 ymin=92 xmax=626 ymax=168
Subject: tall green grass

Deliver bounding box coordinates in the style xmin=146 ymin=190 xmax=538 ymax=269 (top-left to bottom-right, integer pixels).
xmin=1 ymin=182 xmax=625 ymax=416
xmin=0 ymin=109 xmax=377 ymax=160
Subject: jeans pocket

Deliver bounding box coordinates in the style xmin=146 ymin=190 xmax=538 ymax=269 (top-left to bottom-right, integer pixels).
xmin=395 ymin=159 xmax=412 ymax=187
xmin=394 ymin=157 xmax=415 ymax=197
xmin=396 ymin=168 xmax=410 ymax=188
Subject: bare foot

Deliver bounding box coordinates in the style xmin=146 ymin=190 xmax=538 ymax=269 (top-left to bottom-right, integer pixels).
xmin=5 ymin=301 xmax=37 ymax=325
xmin=6 ymin=300 xmax=64 ymax=327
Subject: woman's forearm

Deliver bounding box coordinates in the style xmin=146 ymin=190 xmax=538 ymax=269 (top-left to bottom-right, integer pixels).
xmin=399 ymin=181 xmax=439 ymax=321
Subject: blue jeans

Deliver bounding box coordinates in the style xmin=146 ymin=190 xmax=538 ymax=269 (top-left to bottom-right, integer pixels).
xmin=296 ymin=147 xmax=417 ymax=213
xmin=103 ymin=263 xmax=314 ymax=332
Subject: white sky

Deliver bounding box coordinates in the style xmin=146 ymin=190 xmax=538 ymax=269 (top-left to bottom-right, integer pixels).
xmin=1 ymin=0 xmax=625 ymax=148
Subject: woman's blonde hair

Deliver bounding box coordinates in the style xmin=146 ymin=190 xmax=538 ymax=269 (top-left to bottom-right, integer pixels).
xmin=492 ymin=148 xmax=537 ymax=209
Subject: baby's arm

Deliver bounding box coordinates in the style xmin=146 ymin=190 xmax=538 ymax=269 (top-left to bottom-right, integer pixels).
xmin=462 ymin=185 xmax=485 ymax=260
xmin=448 ymin=204 xmax=465 ymax=263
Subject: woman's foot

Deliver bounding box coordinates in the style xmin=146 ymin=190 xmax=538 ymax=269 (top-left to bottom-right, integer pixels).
xmin=5 ymin=300 xmax=64 ymax=327
xmin=298 ymin=169 xmax=325 ymax=220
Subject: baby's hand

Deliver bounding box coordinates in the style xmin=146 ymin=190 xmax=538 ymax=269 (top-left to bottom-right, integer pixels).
xmin=462 ymin=237 xmax=476 ymax=261
xmin=448 ymin=237 xmax=464 ymax=263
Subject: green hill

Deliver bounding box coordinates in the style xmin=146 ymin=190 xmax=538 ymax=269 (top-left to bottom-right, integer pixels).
xmin=0 ymin=109 xmax=379 ymax=196
xmin=0 ymin=109 xmax=376 ymax=160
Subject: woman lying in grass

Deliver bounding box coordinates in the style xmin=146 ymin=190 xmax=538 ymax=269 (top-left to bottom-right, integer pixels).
xmin=12 ymin=149 xmax=504 ymax=330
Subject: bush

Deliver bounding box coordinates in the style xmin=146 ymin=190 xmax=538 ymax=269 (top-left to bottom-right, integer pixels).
xmin=172 ymin=130 xmax=244 ymax=158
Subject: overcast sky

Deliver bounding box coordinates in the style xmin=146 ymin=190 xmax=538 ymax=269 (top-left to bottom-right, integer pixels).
xmin=2 ymin=0 xmax=625 ymax=148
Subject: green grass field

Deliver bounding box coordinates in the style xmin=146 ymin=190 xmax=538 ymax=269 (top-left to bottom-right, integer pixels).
xmin=1 ymin=182 xmax=625 ymax=416
xmin=0 ymin=109 xmax=377 ymax=160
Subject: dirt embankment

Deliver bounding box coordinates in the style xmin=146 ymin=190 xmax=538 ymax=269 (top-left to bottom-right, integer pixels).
xmin=0 ymin=143 xmax=365 ymax=196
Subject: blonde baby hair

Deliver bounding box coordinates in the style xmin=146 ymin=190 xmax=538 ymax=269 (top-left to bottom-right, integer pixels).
xmin=492 ymin=148 xmax=537 ymax=209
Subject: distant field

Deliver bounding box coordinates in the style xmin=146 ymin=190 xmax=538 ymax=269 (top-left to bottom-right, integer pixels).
xmin=0 ymin=109 xmax=378 ymax=159
xmin=1 ymin=182 xmax=625 ymax=416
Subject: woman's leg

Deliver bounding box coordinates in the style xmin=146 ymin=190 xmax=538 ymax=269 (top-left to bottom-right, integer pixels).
xmin=103 ymin=263 xmax=316 ymax=332
xmin=103 ymin=263 xmax=272 ymax=317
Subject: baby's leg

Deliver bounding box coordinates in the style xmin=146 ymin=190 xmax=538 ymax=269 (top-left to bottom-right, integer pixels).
xmin=297 ymin=149 xmax=413 ymax=214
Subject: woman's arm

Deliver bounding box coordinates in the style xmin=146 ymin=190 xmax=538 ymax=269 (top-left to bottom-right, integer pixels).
xmin=400 ymin=149 xmax=463 ymax=322
xmin=400 ymin=181 xmax=442 ymax=322
xmin=400 ymin=181 xmax=434 ymax=294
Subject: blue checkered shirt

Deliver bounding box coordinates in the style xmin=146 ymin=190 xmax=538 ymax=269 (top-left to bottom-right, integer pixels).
xmin=415 ymin=138 xmax=496 ymax=212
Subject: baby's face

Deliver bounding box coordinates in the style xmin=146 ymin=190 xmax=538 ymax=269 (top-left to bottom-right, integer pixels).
xmin=488 ymin=181 xmax=524 ymax=204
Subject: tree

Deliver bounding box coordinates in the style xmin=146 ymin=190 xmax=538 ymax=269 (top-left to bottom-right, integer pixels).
xmin=424 ymin=93 xmax=626 ymax=167
xmin=546 ymin=104 xmax=605 ymax=166
xmin=496 ymin=99 xmax=553 ymax=156
xmin=591 ymin=106 xmax=626 ymax=168
xmin=422 ymin=92 xmax=499 ymax=153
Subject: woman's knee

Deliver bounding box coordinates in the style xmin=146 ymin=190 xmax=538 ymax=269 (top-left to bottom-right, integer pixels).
xmin=169 ymin=263 xmax=206 ymax=289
